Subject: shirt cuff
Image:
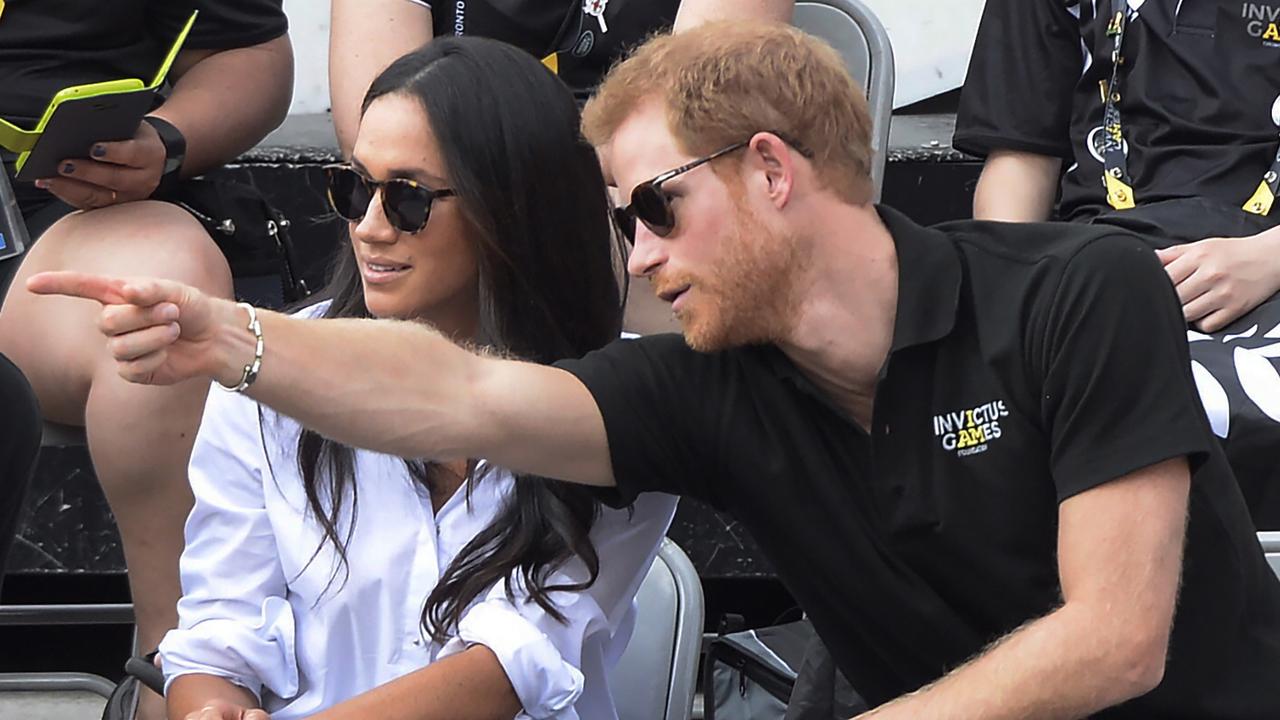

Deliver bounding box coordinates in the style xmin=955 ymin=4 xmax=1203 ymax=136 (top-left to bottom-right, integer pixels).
xmin=438 ymin=600 xmax=586 ymax=719
xmin=158 ymin=595 xmax=299 ymax=701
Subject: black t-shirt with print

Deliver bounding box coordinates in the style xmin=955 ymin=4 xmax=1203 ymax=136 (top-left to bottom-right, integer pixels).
xmin=427 ymin=0 xmax=680 ymax=101
xmin=0 ymin=0 xmax=287 ymax=127
xmin=557 ymin=206 xmax=1280 ymax=715
xmin=954 ymin=0 xmax=1280 ymax=228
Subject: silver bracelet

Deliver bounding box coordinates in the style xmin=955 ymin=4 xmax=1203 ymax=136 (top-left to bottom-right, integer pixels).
xmin=218 ymin=302 xmax=264 ymax=393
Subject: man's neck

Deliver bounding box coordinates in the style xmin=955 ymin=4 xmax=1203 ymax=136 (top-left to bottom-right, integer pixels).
xmin=776 ymin=203 xmax=898 ymax=428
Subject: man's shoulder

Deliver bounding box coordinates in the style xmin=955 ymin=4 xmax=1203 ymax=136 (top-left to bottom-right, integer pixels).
xmin=935 ymin=219 xmax=1158 ymax=277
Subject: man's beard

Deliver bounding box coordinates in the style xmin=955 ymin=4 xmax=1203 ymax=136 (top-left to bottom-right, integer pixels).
xmin=665 ymin=202 xmax=808 ymax=352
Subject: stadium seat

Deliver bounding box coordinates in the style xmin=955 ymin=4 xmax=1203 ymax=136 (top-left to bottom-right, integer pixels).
xmin=792 ymin=0 xmax=896 ymax=200
xmin=0 ymin=671 xmax=115 ymax=719
xmin=1261 ymin=531 xmax=1280 ymax=580
xmin=609 ymin=538 xmax=705 ymax=720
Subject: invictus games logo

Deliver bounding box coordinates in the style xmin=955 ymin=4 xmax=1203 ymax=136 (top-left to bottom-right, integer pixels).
xmin=1241 ymin=3 xmax=1280 ymax=45
xmin=933 ymin=399 xmax=1010 ymax=458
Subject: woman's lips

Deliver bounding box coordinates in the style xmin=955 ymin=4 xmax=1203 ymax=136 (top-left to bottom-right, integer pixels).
xmin=361 ymin=259 xmax=412 ymax=284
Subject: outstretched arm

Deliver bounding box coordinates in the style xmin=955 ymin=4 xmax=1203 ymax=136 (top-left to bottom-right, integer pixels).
xmin=27 ymin=273 xmax=616 ymax=486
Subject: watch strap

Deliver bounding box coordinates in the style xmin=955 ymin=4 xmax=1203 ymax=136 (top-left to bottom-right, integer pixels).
xmin=142 ymin=115 xmax=186 ymax=199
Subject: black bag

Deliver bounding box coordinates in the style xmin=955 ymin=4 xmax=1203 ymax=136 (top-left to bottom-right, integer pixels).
xmin=173 ymin=178 xmax=309 ymax=304
xmin=101 ymin=652 xmax=165 ymax=720
xmin=703 ymin=619 xmax=867 ymax=720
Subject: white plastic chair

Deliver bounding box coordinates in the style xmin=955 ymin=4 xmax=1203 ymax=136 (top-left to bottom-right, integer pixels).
xmin=1260 ymin=531 xmax=1280 ymax=579
xmin=792 ymin=0 xmax=896 ymax=201
xmin=609 ymin=538 xmax=705 ymax=720
xmin=0 ymin=671 xmax=115 ymax=719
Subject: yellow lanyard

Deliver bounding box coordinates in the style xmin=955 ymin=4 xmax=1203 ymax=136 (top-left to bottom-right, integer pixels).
xmin=0 ymin=0 xmax=7 ymax=21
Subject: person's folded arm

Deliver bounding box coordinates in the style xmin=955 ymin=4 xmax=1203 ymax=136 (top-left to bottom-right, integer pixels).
xmin=155 ymin=35 xmax=295 ymax=176
xmin=329 ymin=0 xmax=433 ymax=157
xmin=435 ymin=494 xmax=678 ymax=717
xmin=673 ymin=0 xmax=794 ymax=30
xmin=301 ymin=645 xmax=521 ymax=720
xmin=972 ymin=149 xmax=1062 ymax=222
xmin=859 ymin=455 xmax=1188 ymax=720
xmin=41 ymin=34 xmax=293 ymax=208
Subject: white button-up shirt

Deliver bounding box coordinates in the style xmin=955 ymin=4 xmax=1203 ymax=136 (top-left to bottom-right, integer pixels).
xmin=159 ymin=325 xmax=676 ymax=719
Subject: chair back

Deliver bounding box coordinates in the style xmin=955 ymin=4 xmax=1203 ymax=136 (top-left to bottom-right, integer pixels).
xmin=1261 ymin=531 xmax=1280 ymax=579
xmin=792 ymin=0 xmax=896 ymax=201
xmin=609 ymin=538 xmax=705 ymax=720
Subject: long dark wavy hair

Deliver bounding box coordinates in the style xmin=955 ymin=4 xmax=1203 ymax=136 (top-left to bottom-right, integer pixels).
xmin=293 ymin=36 xmax=625 ymax=640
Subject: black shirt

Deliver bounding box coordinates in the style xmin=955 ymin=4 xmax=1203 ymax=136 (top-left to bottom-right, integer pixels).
xmin=0 ymin=0 xmax=288 ymax=128
xmin=558 ymin=206 xmax=1280 ymax=715
xmin=954 ymin=0 xmax=1280 ymax=229
xmin=426 ymin=0 xmax=679 ymax=101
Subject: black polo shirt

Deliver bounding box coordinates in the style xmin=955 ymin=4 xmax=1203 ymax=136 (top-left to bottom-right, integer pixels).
xmin=557 ymin=206 xmax=1280 ymax=715
xmin=426 ymin=0 xmax=680 ymax=101
xmin=954 ymin=0 xmax=1280 ymax=229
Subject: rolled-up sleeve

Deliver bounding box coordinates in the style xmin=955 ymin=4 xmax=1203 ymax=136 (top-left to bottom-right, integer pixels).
xmin=158 ymin=388 xmax=299 ymax=701
xmin=438 ymin=493 xmax=678 ymax=719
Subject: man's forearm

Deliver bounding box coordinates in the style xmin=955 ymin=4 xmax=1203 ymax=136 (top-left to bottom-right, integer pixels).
xmin=972 ymin=150 xmax=1062 ymax=222
xmin=860 ymin=603 xmax=1163 ymax=720
xmin=207 ymin=300 xmax=484 ymax=461
xmin=308 ymin=645 xmax=521 ymax=720
xmin=157 ymin=35 xmax=294 ymax=175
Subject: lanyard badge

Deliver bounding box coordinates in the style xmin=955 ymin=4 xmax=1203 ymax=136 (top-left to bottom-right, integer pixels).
xmin=583 ymin=0 xmax=610 ymax=34
xmin=1243 ymin=96 xmax=1280 ymax=216
xmin=1100 ymin=7 xmax=1136 ymax=210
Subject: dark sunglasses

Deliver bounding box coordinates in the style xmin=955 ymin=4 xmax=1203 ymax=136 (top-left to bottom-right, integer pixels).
xmin=611 ymin=141 xmax=747 ymax=242
xmin=324 ymin=164 xmax=455 ymax=234
xmin=612 ymin=133 xmax=814 ymax=242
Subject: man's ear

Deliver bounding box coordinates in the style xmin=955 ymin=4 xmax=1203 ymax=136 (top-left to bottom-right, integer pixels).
xmin=750 ymin=132 xmax=795 ymax=209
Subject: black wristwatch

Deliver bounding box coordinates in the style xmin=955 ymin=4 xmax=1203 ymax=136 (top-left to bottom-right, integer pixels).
xmin=142 ymin=115 xmax=186 ymax=199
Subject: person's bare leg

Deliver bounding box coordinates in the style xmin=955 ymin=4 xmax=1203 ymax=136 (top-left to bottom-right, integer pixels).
xmin=0 ymin=202 xmax=232 ymax=720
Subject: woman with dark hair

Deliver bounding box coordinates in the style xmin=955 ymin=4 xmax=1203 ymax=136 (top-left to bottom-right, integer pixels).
xmin=157 ymin=37 xmax=675 ymax=720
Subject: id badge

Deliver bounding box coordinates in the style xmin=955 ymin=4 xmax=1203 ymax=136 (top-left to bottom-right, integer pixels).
xmin=0 ymin=167 xmax=28 ymax=262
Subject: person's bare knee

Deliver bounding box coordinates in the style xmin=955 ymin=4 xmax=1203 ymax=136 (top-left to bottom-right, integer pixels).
xmin=0 ymin=202 xmax=231 ymax=420
xmin=55 ymin=201 xmax=232 ymax=295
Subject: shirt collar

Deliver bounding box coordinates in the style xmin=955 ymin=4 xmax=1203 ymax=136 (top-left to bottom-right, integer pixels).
xmin=877 ymin=205 xmax=962 ymax=352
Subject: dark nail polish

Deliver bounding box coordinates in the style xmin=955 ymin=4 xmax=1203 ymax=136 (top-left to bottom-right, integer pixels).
xmin=92 ymin=145 xmax=107 ymax=158
xmin=62 ymin=162 xmax=75 ymax=174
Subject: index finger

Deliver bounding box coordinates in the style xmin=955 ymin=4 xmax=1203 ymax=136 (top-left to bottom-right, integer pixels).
xmin=27 ymin=272 xmax=187 ymax=308
xmin=26 ymin=271 xmax=130 ymax=304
